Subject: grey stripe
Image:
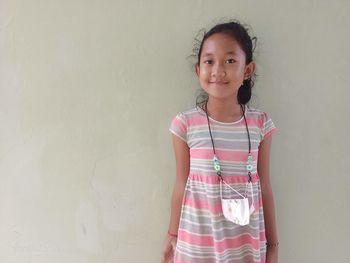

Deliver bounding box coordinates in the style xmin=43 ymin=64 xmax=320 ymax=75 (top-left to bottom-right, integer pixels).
xmin=176 ymin=241 xmax=265 ymax=263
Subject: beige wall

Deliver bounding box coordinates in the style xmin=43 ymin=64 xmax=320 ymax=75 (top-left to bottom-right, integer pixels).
xmin=1 ymin=0 xmax=349 ymax=262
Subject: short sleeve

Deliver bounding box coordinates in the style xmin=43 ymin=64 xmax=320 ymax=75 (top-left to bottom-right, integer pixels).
xmin=169 ymin=112 xmax=187 ymax=143
xmin=260 ymin=111 xmax=278 ymax=141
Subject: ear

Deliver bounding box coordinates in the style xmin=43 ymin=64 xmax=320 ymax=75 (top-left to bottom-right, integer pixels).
xmin=195 ymin=63 xmax=200 ymax=77
xmin=244 ymin=61 xmax=256 ymax=79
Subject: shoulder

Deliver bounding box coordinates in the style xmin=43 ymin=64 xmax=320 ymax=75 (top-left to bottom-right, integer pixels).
xmin=247 ymin=105 xmax=278 ymax=140
xmin=171 ymin=105 xmax=202 ymax=122
xmin=246 ymin=106 xmax=274 ymax=123
xmin=179 ymin=106 xmax=200 ymax=117
xmin=169 ymin=106 xmax=200 ymax=143
xmin=246 ymin=105 xmax=265 ymax=116
xmin=246 ymin=106 xmax=266 ymax=125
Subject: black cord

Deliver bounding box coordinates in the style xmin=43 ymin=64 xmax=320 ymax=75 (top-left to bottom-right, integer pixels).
xmin=204 ymin=100 xmax=252 ymax=181
xmin=205 ymin=101 xmax=250 ymax=153
xmin=204 ymin=101 xmax=216 ymax=155
xmin=241 ymin=103 xmax=251 ymax=153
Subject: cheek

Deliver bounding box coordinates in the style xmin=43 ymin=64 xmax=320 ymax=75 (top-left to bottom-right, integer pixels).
xmin=228 ymin=67 xmax=244 ymax=79
xmin=199 ymin=67 xmax=210 ymax=78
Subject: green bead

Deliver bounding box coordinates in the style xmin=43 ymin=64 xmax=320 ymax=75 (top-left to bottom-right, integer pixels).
xmin=246 ymin=164 xmax=253 ymax=171
xmin=214 ymin=163 xmax=220 ymax=170
xmin=213 ymin=155 xmax=221 ymax=172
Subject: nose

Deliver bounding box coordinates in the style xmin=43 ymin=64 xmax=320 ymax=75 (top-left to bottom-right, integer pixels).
xmin=211 ymin=62 xmax=226 ymax=78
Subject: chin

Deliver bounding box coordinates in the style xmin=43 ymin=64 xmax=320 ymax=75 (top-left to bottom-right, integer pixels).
xmin=207 ymin=93 xmax=237 ymax=101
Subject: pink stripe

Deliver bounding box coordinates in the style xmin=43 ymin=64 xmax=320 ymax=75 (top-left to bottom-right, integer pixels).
xmin=173 ymin=258 xmax=187 ymax=263
xmin=185 ymin=197 xmax=221 ymax=213
xmin=189 ymin=173 xmax=260 ymax=184
xmin=190 ymin=116 xmax=212 ymax=126
xmin=178 ymin=230 xmax=261 ymax=251
xmin=263 ymin=127 xmax=278 ymax=140
xmin=215 ymin=233 xmax=261 ymax=251
xmin=185 ymin=196 xmax=263 ymax=214
xmin=172 ymin=118 xmax=186 ymax=132
xmin=259 ymin=230 xmax=266 ymax=241
xmin=190 ymin=148 xmax=259 ymax=161
xmin=178 ymin=229 xmax=214 ymax=246
xmin=185 ymin=174 xmax=263 ymax=214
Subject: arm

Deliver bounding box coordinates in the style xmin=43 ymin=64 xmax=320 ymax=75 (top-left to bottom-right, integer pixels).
xmin=167 ymin=134 xmax=190 ymax=235
xmin=258 ymin=134 xmax=279 ymax=261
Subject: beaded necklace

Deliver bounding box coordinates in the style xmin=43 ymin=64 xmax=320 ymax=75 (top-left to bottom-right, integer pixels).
xmin=203 ymin=100 xmax=254 ymax=183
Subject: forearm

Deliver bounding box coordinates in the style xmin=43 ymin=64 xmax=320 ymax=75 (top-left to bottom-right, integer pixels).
xmin=168 ymin=181 xmax=186 ymax=234
xmin=261 ymin=184 xmax=278 ymax=245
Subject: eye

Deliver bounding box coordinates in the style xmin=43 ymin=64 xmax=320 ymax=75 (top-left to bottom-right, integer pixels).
xmin=203 ymin=60 xmax=213 ymax=64
xmin=226 ymin=59 xmax=236 ymax=64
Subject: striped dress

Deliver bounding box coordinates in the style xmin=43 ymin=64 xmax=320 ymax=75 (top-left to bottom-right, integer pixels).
xmin=169 ymin=105 xmax=278 ymax=263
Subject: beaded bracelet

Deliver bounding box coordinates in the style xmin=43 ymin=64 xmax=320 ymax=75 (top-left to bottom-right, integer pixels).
xmin=167 ymin=230 xmax=178 ymax=238
xmin=266 ymin=241 xmax=279 ymax=247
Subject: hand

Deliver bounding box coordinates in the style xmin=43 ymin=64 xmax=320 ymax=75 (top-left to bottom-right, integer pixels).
xmin=161 ymin=233 xmax=177 ymax=263
xmin=266 ymin=246 xmax=278 ymax=263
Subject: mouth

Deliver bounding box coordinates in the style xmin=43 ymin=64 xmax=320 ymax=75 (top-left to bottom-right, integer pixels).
xmin=209 ymin=81 xmax=229 ymax=85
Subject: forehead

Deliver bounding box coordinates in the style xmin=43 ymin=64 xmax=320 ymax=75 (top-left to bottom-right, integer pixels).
xmin=201 ymin=33 xmax=245 ymax=57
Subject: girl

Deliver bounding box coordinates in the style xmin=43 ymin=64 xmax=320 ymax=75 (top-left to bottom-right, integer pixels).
xmin=161 ymin=20 xmax=279 ymax=263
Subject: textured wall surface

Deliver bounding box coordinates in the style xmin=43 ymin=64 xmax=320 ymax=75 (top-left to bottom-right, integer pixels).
xmin=0 ymin=0 xmax=349 ymax=262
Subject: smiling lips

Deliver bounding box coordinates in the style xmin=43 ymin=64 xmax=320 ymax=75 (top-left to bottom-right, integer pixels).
xmin=210 ymin=81 xmax=229 ymax=85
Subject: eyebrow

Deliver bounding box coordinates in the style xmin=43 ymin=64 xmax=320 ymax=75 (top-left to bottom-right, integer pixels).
xmin=202 ymin=51 xmax=237 ymax=56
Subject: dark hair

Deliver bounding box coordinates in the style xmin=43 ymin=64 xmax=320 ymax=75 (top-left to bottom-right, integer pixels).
xmin=189 ymin=19 xmax=258 ymax=109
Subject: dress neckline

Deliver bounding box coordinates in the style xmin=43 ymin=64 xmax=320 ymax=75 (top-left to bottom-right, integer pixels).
xmin=196 ymin=104 xmax=248 ymax=125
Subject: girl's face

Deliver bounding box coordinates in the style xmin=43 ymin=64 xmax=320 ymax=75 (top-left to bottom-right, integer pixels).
xmin=196 ymin=33 xmax=255 ymax=102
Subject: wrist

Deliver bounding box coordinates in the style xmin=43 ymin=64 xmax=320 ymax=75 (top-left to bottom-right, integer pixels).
xmin=266 ymin=241 xmax=279 ymax=248
xmin=167 ymin=230 xmax=178 ymax=238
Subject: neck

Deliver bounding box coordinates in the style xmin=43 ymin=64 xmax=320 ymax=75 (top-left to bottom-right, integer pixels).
xmin=205 ymin=97 xmax=244 ymax=122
